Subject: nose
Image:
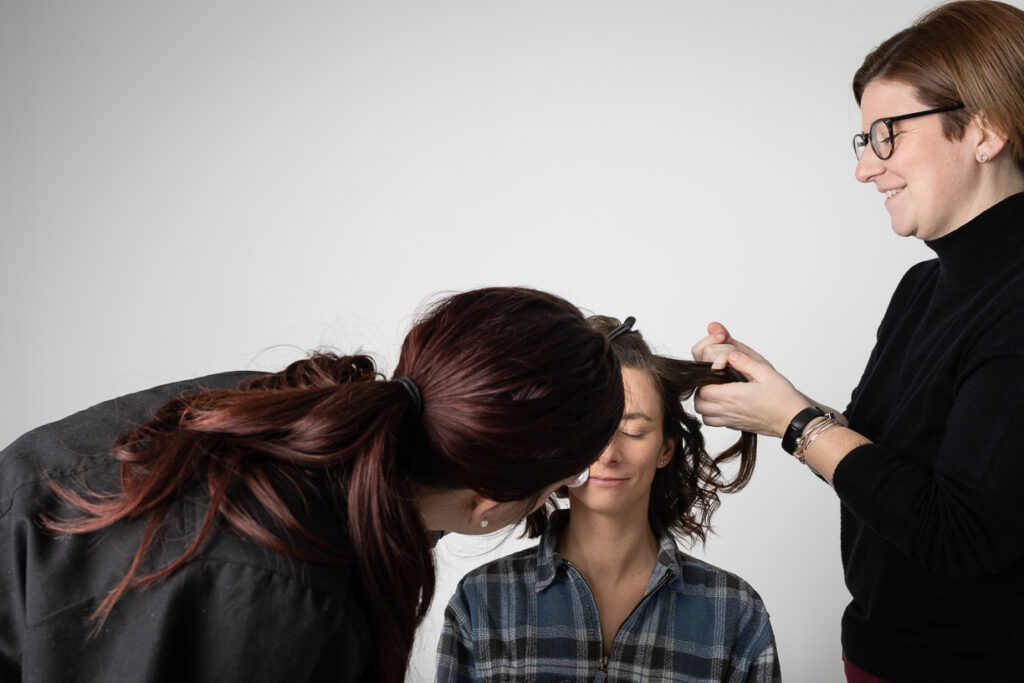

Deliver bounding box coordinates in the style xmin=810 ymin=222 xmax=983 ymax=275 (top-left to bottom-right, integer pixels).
xmin=855 ymin=143 xmax=884 ymax=184
xmin=595 ymin=437 xmax=621 ymax=466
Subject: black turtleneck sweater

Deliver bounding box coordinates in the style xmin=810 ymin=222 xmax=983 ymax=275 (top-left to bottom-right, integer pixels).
xmin=835 ymin=192 xmax=1024 ymax=681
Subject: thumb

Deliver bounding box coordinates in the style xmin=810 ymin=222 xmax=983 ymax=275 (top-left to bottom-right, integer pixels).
xmin=707 ymin=321 xmax=732 ymax=343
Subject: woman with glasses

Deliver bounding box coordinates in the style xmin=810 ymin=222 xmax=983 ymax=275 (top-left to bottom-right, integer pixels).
xmin=692 ymin=1 xmax=1024 ymax=680
xmin=437 ymin=317 xmax=778 ymax=682
xmin=0 ymin=287 xmax=624 ymax=683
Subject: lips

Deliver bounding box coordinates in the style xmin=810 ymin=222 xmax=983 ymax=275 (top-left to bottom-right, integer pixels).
xmin=587 ymin=475 xmax=628 ymax=488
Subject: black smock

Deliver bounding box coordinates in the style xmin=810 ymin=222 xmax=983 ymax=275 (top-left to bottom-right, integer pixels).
xmin=0 ymin=372 xmax=368 ymax=682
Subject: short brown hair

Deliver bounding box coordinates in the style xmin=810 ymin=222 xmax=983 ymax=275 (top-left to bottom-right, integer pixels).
xmin=853 ymin=0 xmax=1024 ymax=172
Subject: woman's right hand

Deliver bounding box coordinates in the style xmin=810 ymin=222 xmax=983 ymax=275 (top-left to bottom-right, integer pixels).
xmin=690 ymin=322 xmax=808 ymax=438
xmin=690 ymin=322 xmax=771 ymax=370
xmin=690 ymin=322 xmax=866 ymax=484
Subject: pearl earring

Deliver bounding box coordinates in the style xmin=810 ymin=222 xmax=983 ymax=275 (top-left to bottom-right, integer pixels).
xmin=479 ymin=518 xmax=489 ymax=529
xmin=978 ymin=152 xmax=989 ymax=163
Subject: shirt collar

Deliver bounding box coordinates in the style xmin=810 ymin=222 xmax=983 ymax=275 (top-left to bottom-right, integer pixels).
xmin=925 ymin=191 xmax=1024 ymax=289
xmin=534 ymin=509 xmax=683 ymax=593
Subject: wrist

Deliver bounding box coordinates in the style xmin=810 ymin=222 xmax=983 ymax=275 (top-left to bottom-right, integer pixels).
xmin=773 ymin=398 xmax=812 ymax=438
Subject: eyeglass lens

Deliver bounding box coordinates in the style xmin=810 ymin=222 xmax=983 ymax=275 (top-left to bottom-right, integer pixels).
xmin=854 ymin=135 xmax=869 ymax=160
xmin=869 ymin=119 xmax=894 ymax=160
xmin=853 ymin=120 xmax=894 ymax=161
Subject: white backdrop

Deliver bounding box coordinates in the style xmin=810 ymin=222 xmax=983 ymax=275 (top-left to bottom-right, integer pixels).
xmin=5 ymin=1 xmax=1014 ymax=681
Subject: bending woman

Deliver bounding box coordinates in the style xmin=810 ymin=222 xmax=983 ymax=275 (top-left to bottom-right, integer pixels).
xmin=437 ymin=316 xmax=778 ymax=683
xmin=0 ymin=287 xmax=624 ymax=683
xmin=692 ymin=2 xmax=1024 ymax=680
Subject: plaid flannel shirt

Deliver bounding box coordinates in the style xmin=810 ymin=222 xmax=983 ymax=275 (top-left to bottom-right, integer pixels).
xmin=436 ymin=518 xmax=780 ymax=682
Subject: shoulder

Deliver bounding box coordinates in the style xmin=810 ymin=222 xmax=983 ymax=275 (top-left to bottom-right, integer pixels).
xmin=1 ymin=372 xmax=265 ymax=506
xmin=672 ymin=549 xmax=763 ymax=596
xmin=867 ymin=259 xmax=940 ymax=342
xmin=667 ymin=548 xmax=773 ymax=623
xmin=889 ymin=259 xmax=939 ymax=303
xmin=453 ymin=545 xmax=539 ymax=594
xmin=446 ymin=545 xmax=540 ymax=619
xmin=664 ymin=549 xmax=777 ymax=664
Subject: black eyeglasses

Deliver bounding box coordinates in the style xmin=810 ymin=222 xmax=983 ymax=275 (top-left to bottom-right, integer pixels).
xmin=853 ymin=103 xmax=964 ymax=161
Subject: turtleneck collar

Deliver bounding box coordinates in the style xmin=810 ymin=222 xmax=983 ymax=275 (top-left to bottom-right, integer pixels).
xmin=925 ymin=191 xmax=1024 ymax=288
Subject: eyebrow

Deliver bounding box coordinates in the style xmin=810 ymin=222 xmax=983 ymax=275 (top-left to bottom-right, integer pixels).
xmin=622 ymin=412 xmax=654 ymax=422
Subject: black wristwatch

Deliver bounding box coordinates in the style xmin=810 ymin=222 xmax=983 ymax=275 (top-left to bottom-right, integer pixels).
xmin=781 ymin=406 xmax=825 ymax=455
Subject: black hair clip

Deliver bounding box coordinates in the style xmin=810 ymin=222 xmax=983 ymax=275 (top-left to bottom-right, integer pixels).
xmin=607 ymin=316 xmax=636 ymax=341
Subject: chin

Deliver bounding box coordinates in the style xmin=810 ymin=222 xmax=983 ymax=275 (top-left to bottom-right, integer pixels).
xmin=889 ymin=218 xmax=918 ymax=238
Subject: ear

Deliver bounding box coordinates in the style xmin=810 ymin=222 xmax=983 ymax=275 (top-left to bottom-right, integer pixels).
xmin=657 ymin=439 xmax=675 ymax=468
xmin=469 ymin=495 xmax=503 ymax=528
xmin=972 ymin=112 xmax=1010 ymax=161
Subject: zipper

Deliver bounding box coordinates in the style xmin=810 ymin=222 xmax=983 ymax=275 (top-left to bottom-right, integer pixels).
xmin=565 ymin=560 xmax=671 ymax=674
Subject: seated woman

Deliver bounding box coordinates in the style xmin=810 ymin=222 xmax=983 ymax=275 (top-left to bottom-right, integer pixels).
xmin=436 ymin=316 xmax=779 ymax=683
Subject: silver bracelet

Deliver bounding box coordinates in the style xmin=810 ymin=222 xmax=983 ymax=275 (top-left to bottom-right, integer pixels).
xmin=794 ymin=417 xmax=841 ymax=463
xmin=792 ymin=413 xmax=834 ymax=455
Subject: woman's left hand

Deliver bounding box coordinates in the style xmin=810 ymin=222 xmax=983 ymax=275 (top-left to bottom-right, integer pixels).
xmin=694 ymin=351 xmax=810 ymax=438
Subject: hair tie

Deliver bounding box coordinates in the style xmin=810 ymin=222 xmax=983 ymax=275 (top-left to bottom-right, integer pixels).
xmin=395 ymin=376 xmax=423 ymax=418
xmin=607 ymin=316 xmax=636 ymax=340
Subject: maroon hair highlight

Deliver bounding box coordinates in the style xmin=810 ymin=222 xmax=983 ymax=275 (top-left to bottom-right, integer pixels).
xmin=43 ymin=287 xmax=624 ymax=682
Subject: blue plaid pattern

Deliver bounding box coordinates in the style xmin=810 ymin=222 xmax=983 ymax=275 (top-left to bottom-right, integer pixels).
xmin=436 ymin=523 xmax=780 ymax=682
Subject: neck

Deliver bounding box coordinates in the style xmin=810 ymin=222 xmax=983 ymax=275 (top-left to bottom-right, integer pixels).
xmin=558 ymin=503 xmax=659 ymax=583
xmin=972 ymin=159 xmax=1024 ymax=222
xmin=414 ymin=486 xmax=471 ymax=535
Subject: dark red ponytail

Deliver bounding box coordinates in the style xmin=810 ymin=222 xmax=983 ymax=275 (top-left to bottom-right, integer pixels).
xmin=45 ymin=287 xmax=623 ymax=682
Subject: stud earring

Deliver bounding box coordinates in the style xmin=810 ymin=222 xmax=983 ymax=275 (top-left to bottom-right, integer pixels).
xmin=978 ymin=152 xmax=989 ymax=163
xmin=479 ymin=518 xmax=489 ymax=529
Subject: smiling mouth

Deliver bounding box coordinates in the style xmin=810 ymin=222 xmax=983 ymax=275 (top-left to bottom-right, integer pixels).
xmin=885 ymin=189 xmax=903 ymax=199
xmin=588 ymin=476 xmax=628 ymax=487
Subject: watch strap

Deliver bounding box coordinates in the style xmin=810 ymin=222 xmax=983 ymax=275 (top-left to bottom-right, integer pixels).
xmin=782 ymin=406 xmax=825 ymax=454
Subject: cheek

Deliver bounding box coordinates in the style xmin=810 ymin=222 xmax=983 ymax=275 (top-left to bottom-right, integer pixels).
xmin=630 ymin=441 xmax=663 ymax=472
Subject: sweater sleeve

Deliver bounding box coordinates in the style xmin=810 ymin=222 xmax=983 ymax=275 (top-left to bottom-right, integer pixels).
xmin=834 ymin=348 xmax=1024 ymax=580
